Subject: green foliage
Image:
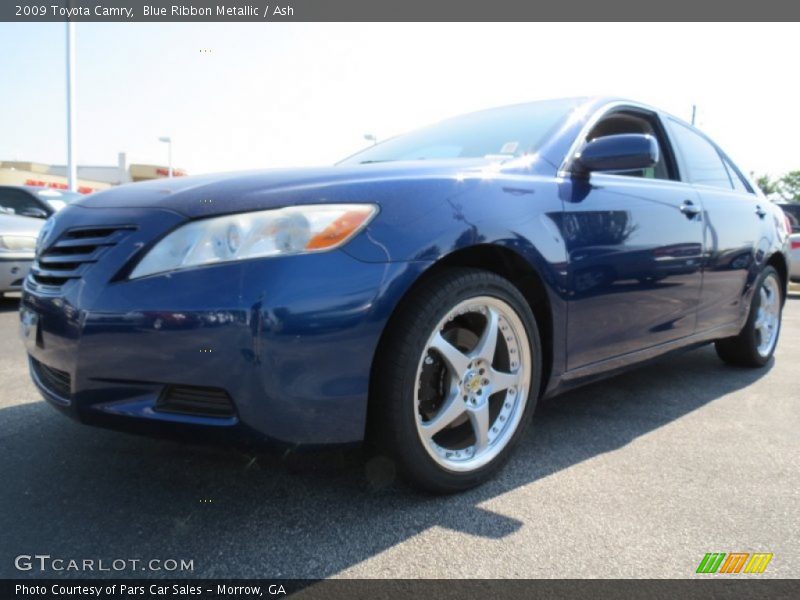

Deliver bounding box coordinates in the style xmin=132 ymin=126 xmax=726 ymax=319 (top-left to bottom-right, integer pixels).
xmin=779 ymin=171 xmax=800 ymax=203
xmin=755 ymin=174 xmax=779 ymax=197
xmin=753 ymin=171 xmax=800 ymax=202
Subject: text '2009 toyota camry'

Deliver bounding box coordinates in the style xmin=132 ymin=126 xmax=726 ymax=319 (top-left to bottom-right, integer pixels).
xmin=21 ymin=97 xmax=791 ymax=492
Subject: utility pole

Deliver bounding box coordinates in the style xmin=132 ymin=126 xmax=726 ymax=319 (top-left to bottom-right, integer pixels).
xmin=158 ymin=137 xmax=173 ymax=177
xmin=66 ymin=22 xmax=77 ymax=192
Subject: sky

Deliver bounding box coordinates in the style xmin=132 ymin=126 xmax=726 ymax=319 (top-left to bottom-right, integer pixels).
xmin=0 ymin=22 xmax=798 ymax=178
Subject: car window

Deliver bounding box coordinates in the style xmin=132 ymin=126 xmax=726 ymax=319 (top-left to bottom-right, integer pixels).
xmin=780 ymin=204 xmax=800 ymax=232
xmin=45 ymin=199 xmax=67 ymax=211
xmin=666 ymin=119 xmax=733 ymax=190
xmin=584 ymin=110 xmax=677 ymax=181
xmin=721 ymin=157 xmax=752 ymax=194
xmin=0 ymin=189 xmax=42 ymax=216
xmin=35 ymin=189 xmax=81 ymax=211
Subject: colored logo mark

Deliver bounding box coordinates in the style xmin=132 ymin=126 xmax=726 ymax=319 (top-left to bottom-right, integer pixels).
xmin=696 ymin=552 xmax=773 ymax=574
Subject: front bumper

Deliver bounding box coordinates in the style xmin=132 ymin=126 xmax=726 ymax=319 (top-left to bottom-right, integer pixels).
xmin=1 ymin=256 xmax=32 ymax=292
xmin=20 ymin=205 xmax=426 ymax=447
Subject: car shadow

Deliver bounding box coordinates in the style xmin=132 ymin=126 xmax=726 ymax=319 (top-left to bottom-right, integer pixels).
xmin=0 ymin=294 xmax=20 ymax=313
xmin=0 ymin=336 xmax=777 ymax=579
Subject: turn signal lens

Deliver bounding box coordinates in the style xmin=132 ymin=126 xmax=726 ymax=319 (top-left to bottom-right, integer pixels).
xmin=306 ymin=207 xmax=376 ymax=250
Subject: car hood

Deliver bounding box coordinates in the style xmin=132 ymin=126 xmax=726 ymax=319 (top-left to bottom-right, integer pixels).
xmin=0 ymin=213 xmax=44 ymax=237
xmin=74 ymin=159 xmax=499 ymax=219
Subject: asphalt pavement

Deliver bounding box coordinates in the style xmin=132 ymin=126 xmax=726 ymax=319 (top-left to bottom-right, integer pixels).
xmin=1 ymin=288 xmax=798 ymax=579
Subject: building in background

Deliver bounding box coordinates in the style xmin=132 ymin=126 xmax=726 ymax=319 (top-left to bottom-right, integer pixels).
xmin=0 ymin=153 xmax=185 ymax=194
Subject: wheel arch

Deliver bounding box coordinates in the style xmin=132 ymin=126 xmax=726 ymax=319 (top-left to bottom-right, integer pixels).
xmin=368 ymin=243 xmax=556 ymax=416
xmin=766 ymin=251 xmax=788 ymax=305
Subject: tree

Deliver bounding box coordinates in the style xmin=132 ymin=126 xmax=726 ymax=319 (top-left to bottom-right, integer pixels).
xmin=755 ymin=174 xmax=779 ymax=197
xmin=778 ymin=171 xmax=800 ymax=203
xmin=754 ymin=171 xmax=800 ymax=202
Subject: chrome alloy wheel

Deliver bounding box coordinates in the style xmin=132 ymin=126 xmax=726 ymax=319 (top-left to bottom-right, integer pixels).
xmin=413 ymin=296 xmax=531 ymax=473
xmin=755 ymin=273 xmax=781 ymax=358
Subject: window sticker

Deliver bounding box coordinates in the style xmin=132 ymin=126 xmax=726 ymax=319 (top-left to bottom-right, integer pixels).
xmin=500 ymin=141 xmax=519 ymax=154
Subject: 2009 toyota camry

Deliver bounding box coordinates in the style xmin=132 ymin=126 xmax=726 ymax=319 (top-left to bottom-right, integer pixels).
xmin=21 ymin=97 xmax=791 ymax=492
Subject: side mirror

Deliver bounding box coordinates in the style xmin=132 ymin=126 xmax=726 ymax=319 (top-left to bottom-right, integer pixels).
xmin=572 ymin=133 xmax=659 ymax=177
xmin=19 ymin=207 xmax=49 ymax=219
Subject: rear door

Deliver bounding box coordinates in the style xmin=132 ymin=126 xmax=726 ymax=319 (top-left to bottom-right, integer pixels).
xmin=663 ymin=118 xmax=763 ymax=333
xmin=561 ymin=107 xmax=705 ymax=370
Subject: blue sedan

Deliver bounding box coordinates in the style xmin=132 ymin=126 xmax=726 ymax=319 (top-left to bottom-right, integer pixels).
xmin=20 ymin=97 xmax=791 ymax=492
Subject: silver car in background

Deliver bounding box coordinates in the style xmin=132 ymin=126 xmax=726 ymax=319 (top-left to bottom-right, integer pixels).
xmin=0 ymin=186 xmax=81 ymax=219
xmin=778 ymin=204 xmax=800 ymax=282
xmin=0 ymin=214 xmax=43 ymax=295
xmin=791 ymin=232 xmax=800 ymax=283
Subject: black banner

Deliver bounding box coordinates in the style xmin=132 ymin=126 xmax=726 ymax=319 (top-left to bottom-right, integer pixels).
xmin=3 ymin=0 xmax=800 ymax=22
xmin=3 ymin=579 xmax=800 ymax=600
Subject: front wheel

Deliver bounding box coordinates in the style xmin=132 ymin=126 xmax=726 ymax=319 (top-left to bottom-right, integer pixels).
xmin=370 ymin=268 xmax=542 ymax=493
xmin=715 ymin=266 xmax=783 ymax=367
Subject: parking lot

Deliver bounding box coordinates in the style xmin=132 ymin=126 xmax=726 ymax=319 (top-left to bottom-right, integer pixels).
xmin=1 ymin=288 xmax=798 ymax=579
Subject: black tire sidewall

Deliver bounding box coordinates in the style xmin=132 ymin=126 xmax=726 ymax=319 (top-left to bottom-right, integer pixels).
xmin=716 ymin=266 xmax=782 ymax=367
xmin=375 ymin=269 xmax=542 ymax=493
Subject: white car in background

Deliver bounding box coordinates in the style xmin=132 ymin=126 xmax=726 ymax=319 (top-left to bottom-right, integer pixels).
xmin=0 ymin=186 xmax=81 ymax=219
xmin=0 ymin=213 xmax=43 ymax=295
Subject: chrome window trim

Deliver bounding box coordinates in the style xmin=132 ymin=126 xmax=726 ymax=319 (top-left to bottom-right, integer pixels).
xmin=572 ymin=170 xmax=696 ymax=191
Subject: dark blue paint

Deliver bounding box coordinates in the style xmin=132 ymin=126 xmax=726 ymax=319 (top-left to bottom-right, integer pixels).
xmin=573 ymin=133 xmax=659 ymax=175
xmin=20 ymin=98 xmax=791 ymax=447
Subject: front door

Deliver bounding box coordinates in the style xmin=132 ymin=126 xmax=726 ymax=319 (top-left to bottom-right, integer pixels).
xmin=558 ymin=108 xmax=705 ymax=370
xmin=560 ymin=175 xmax=704 ymax=369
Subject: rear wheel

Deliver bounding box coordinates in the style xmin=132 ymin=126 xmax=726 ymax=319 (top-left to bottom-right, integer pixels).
xmin=370 ymin=268 xmax=542 ymax=493
xmin=715 ymin=266 xmax=783 ymax=367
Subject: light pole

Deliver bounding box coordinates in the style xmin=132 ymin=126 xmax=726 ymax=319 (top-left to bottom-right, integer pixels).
xmin=364 ymin=133 xmax=377 ymax=146
xmin=158 ymin=136 xmax=172 ymax=177
xmin=66 ymin=22 xmax=77 ymax=192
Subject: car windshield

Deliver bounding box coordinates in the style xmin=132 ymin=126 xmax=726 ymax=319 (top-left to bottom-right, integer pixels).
xmin=339 ymin=98 xmax=584 ymax=165
xmin=35 ymin=189 xmax=82 ymax=212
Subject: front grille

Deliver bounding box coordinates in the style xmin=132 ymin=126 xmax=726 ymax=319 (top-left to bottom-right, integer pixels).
xmin=30 ymin=226 xmax=134 ymax=288
xmin=30 ymin=356 xmax=72 ymax=399
xmin=156 ymin=385 xmax=236 ymax=418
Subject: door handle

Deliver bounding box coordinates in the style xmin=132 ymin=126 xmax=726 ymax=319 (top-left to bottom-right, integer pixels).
xmin=680 ymin=200 xmax=700 ymax=219
xmin=755 ymin=205 xmax=767 ymax=219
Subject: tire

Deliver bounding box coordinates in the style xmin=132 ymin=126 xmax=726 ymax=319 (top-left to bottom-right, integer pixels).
xmin=370 ymin=268 xmax=542 ymax=493
xmin=715 ymin=266 xmax=783 ymax=367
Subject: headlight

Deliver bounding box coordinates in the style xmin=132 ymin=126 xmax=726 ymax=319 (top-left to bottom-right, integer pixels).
xmin=130 ymin=204 xmax=377 ymax=279
xmin=0 ymin=235 xmax=37 ymax=253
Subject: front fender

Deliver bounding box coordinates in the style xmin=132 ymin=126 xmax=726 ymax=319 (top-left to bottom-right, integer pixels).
xmin=342 ymin=172 xmax=570 ymax=396
xmin=343 ymin=173 xmax=567 ymax=273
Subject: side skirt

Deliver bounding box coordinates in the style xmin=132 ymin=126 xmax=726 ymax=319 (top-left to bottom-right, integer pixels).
xmin=543 ymin=321 xmax=742 ymax=399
